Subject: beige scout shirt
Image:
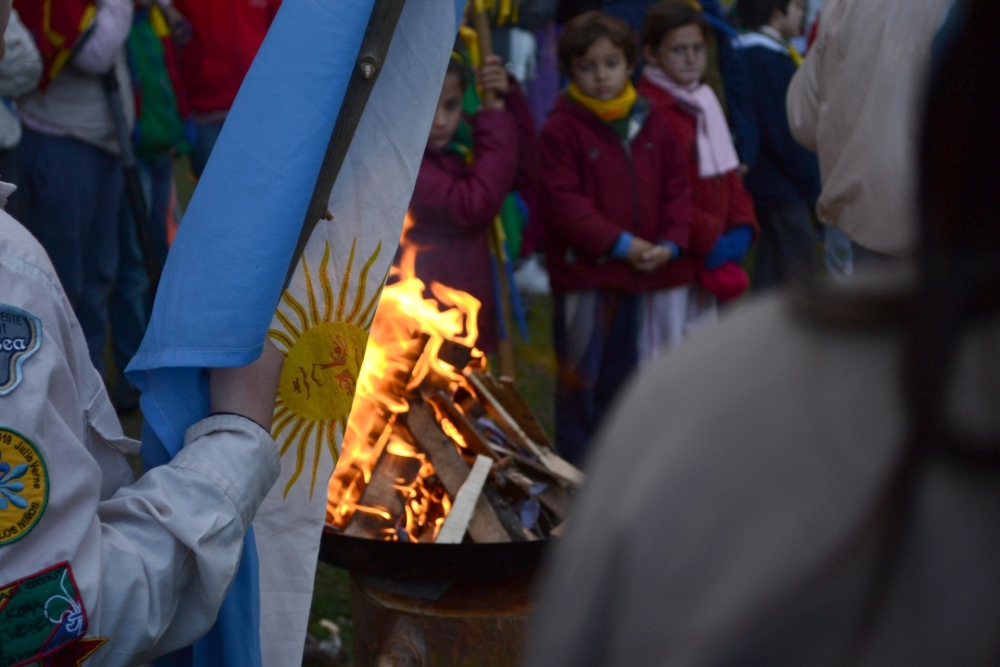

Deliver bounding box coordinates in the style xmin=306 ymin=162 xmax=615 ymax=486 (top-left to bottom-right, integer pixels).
xmin=786 ymin=0 xmax=953 ymax=257
xmin=526 ymin=288 xmax=1000 ymax=667
xmin=0 ymin=210 xmax=280 ymax=666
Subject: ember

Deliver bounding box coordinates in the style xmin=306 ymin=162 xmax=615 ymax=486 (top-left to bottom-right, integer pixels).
xmin=326 ymin=239 xmax=582 ymax=544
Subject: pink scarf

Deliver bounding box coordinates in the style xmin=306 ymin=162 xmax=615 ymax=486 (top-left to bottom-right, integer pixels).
xmin=643 ymin=65 xmax=740 ymax=178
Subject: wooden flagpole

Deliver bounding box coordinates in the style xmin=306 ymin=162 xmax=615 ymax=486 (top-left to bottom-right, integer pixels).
xmin=471 ymin=0 xmax=518 ymax=379
xmin=283 ymin=0 xmax=410 ymax=289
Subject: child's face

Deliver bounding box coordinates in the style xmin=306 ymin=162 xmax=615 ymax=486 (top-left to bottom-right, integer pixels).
xmin=570 ymin=36 xmax=632 ymax=101
xmin=770 ymin=0 xmax=805 ymax=38
xmin=644 ymin=24 xmax=707 ymax=87
xmin=428 ymin=72 xmax=465 ymax=150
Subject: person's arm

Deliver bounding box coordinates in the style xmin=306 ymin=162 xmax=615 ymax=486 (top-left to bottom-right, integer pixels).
xmin=73 ymin=0 xmax=133 ymax=76
xmin=93 ymin=343 xmax=283 ymax=662
xmin=413 ymin=109 xmax=520 ymax=231
xmin=761 ymin=61 xmax=823 ymax=203
xmin=719 ymin=38 xmax=759 ymax=167
xmin=0 ymin=214 xmax=284 ymax=664
xmin=0 ymin=10 xmax=41 ymax=98
xmin=655 ymin=122 xmax=694 ymax=253
xmin=500 ymin=78 xmax=540 ymax=195
xmin=539 ymin=121 xmax=626 ymax=259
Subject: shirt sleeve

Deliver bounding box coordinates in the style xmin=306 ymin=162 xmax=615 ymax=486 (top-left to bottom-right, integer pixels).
xmin=72 ymin=0 xmax=134 ymax=76
xmin=95 ymin=414 xmax=280 ymax=663
xmin=0 ymin=10 xmax=42 ymax=98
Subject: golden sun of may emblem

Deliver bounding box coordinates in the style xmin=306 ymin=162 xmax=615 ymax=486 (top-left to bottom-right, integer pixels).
xmin=268 ymin=239 xmax=385 ymax=499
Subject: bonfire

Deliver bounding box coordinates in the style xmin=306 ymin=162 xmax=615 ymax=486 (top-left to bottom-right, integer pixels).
xmin=326 ymin=233 xmax=582 ymax=544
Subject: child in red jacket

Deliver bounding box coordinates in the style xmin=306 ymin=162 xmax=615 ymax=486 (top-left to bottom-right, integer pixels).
xmin=540 ymin=11 xmax=693 ymax=464
xmin=404 ymin=48 xmax=536 ymax=354
xmin=637 ymin=2 xmax=759 ymax=305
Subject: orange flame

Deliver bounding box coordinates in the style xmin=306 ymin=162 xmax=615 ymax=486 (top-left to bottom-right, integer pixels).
xmin=326 ymin=215 xmax=484 ymax=541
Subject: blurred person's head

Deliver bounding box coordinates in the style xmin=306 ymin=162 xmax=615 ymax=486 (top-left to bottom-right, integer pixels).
xmin=558 ymin=11 xmax=636 ymax=101
xmin=642 ymin=2 xmax=711 ymax=86
xmin=739 ymin=0 xmax=805 ymax=37
xmin=428 ymin=49 xmax=468 ymax=150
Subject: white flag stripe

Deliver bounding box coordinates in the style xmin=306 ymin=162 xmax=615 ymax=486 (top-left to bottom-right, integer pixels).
xmin=252 ymin=0 xmax=459 ymax=664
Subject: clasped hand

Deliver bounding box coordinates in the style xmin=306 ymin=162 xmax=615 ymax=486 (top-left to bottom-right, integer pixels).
xmin=625 ymin=237 xmax=673 ymax=273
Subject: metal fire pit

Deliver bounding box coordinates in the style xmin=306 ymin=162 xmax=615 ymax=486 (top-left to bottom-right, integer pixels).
xmin=319 ymin=528 xmax=553 ymax=666
xmin=318 ymin=526 xmax=550 ymax=583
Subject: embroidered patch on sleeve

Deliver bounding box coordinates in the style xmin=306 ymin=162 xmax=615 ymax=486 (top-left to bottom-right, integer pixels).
xmin=0 ymin=562 xmax=98 ymax=667
xmin=0 ymin=304 xmax=41 ymax=396
xmin=0 ymin=428 xmax=48 ymax=546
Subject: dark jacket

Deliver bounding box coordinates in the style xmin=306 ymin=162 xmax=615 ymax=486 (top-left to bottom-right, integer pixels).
xmin=539 ymin=95 xmax=693 ymax=294
xmin=638 ymin=77 xmax=759 ymax=259
xmin=738 ymin=41 xmax=821 ymax=207
xmin=700 ymin=0 xmax=757 ymax=166
xmin=405 ymin=84 xmax=535 ymax=353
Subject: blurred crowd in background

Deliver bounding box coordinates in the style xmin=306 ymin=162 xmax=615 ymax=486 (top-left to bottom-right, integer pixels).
xmin=9 ymin=0 xmax=945 ymax=468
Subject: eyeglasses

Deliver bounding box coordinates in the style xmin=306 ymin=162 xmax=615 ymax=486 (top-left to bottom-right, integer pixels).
xmin=663 ymin=43 xmax=706 ymax=59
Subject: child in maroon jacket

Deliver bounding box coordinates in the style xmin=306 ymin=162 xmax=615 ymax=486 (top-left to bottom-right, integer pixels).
xmin=540 ymin=11 xmax=693 ymax=465
xmin=404 ymin=49 xmax=537 ymax=354
xmin=637 ymin=2 xmax=760 ymax=312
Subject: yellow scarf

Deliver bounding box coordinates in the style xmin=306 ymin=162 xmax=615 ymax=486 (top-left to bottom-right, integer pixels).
xmin=567 ymin=81 xmax=637 ymax=122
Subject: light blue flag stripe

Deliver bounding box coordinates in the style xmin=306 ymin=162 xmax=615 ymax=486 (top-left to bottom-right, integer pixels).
xmin=127 ymin=0 xmax=381 ymax=665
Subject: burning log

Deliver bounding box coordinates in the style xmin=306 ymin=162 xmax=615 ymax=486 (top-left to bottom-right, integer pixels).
xmin=344 ymin=443 xmax=424 ymax=539
xmin=466 ymin=371 xmax=585 ymax=486
xmin=435 ymin=455 xmax=492 ymax=543
xmin=405 ymin=403 xmax=510 ymax=543
xmin=327 ymin=265 xmax=582 ymax=544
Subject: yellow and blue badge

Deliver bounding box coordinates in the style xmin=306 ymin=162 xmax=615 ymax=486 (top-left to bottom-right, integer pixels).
xmin=0 ymin=304 xmax=41 ymax=396
xmin=0 ymin=428 xmax=48 ymax=547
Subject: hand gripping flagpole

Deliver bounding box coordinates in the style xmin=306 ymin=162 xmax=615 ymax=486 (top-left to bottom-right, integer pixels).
xmin=283 ymin=0 xmax=410 ymax=290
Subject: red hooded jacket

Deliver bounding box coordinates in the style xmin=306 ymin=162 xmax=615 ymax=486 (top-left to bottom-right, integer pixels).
xmin=173 ymin=0 xmax=281 ymax=115
xmin=637 ymin=76 xmax=758 ymax=259
xmin=405 ymin=83 xmax=537 ymax=353
xmin=539 ymin=95 xmax=694 ymax=295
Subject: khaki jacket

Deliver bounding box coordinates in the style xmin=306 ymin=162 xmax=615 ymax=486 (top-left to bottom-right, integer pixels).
xmin=786 ymin=0 xmax=952 ymax=257
xmin=0 ymin=209 xmax=280 ymax=666
xmin=526 ymin=287 xmax=1000 ymax=666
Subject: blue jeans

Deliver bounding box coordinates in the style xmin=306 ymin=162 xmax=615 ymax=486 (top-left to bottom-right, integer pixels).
xmin=189 ymin=121 xmax=224 ymax=179
xmin=110 ymin=155 xmax=173 ymax=403
xmin=553 ymin=290 xmax=639 ymax=466
xmin=18 ymin=130 xmax=124 ymax=375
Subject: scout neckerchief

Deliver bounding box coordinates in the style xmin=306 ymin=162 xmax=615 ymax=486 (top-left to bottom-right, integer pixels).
xmin=566 ymin=80 xmax=638 ymax=140
xmin=15 ymin=0 xmax=97 ymax=89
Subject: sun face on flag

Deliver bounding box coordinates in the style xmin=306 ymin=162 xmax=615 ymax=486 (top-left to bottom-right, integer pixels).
xmin=268 ymin=239 xmax=384 ymax=499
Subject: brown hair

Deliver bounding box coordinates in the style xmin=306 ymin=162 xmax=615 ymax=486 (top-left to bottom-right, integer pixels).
xmin=642 ymin=1 xmax=711 ymax=52
xmin=557 ymin=11 xmax=637 ymax=75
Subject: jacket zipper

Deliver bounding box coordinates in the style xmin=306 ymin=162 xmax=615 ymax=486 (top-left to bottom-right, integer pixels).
xmin=623 ymin=138 xmax=640 ymax=291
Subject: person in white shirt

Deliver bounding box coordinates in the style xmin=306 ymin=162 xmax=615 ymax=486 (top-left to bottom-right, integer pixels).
xmin=0 ymin=2 xmax=285 ymax=661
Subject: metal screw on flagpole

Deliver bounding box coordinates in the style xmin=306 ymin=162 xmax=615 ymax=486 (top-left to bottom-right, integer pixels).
xmin=283 ymin=0 xmax=409 ymax=290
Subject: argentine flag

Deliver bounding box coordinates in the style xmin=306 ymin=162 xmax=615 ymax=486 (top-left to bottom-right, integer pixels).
xmin=126 ymin=0 xmax=465 ymax=665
